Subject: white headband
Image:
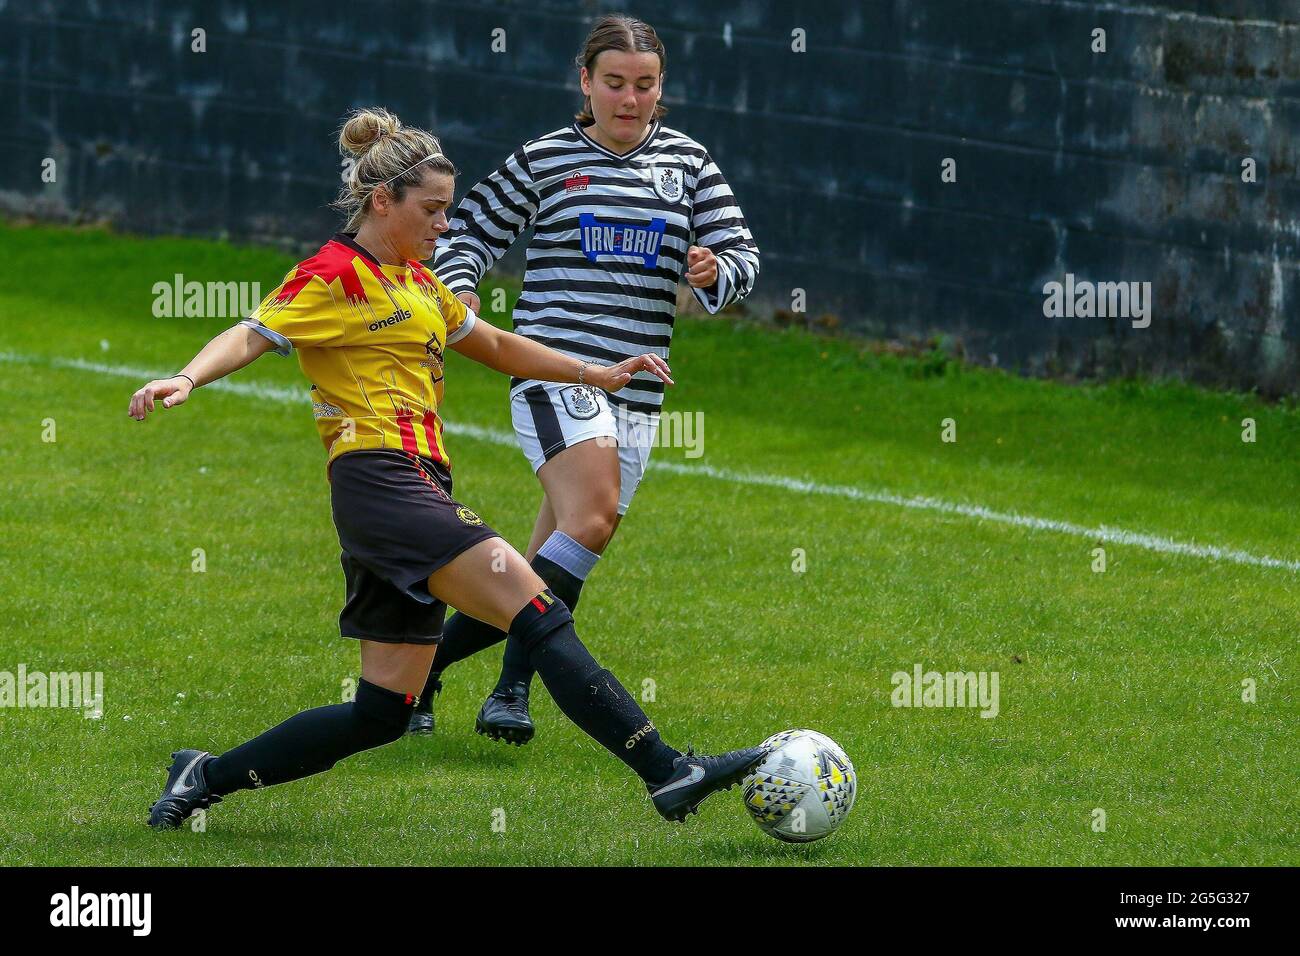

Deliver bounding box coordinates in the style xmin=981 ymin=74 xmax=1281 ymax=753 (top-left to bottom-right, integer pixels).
xmin=378 ymin=151 xmax=444 ymax=187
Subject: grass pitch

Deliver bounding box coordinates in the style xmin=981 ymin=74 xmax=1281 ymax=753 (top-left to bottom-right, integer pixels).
xmin=0 ymin=222 xmax=1296 ymax=865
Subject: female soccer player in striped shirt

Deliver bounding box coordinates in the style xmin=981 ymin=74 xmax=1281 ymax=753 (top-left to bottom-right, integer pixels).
xmin=131 ymin=108 xmax=764 ymax=829
xmin=417 ymin=15 xmax=761 ymax=741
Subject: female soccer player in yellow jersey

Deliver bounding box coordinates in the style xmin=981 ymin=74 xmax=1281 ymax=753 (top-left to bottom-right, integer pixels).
xmin=415 ymin=14 xmax=760 ymax=742
xmin=130 ymin=108 xmax=765 ymax=828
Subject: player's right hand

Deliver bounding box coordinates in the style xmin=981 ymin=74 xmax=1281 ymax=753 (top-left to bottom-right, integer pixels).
xmin=586 ymin=353 xmax=674 ymax=392
xmin=457 ymin=291 xmax=482 ymax=314
xmin=128 ymin=376 xmax=193 ymax=421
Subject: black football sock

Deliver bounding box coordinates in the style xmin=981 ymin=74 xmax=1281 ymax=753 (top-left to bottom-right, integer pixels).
xmin=415 ymin=612 xmax=502 ymax=712
xmin=493 ymin=533 xmax=599 ymax=696
xmin=204 ymin=679 xmax=415 ymax=796
xmin=507 ymin=590 xmax=679 ymax=785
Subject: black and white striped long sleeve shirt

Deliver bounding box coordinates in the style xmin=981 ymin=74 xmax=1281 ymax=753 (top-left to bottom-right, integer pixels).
xmin=432 ymin=120 xmax=760 ymax=415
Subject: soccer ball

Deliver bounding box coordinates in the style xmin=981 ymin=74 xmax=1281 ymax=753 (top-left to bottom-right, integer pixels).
xmin=741 ymin=729 xmax=856 ymax=843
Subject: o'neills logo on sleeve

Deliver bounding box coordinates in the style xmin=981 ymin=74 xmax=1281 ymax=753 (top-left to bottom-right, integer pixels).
xmin=368 ymin=308 xmax=412 ymax=332
xmin=50 ymin=886 xmax=151 ymax=936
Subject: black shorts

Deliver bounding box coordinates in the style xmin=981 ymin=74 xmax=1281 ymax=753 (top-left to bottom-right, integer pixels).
xmin=329 ymin=449 xmax=499 ymax=645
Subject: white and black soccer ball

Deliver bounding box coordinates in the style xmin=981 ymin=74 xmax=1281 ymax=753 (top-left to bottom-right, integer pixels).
xmin=741 ymin=729 xmax=856 ymax=843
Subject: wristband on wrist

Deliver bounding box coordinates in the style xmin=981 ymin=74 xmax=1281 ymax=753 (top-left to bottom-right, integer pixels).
xmin=174 ymin=373 xmax=196 ymax=389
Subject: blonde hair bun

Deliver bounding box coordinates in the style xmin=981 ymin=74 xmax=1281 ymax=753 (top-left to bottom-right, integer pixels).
xmin=339 ymin=108 xmax=403 ymax=157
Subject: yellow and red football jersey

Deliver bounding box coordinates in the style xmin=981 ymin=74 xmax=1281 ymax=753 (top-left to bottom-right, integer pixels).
xmin=241 ymin=233 xmax=476 ymax=467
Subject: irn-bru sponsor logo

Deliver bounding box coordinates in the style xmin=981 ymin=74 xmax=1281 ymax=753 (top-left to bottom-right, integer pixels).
xmin=368 ymin=308 xmax=412 ymax=332
xmin=579 ymin=213 xmax=666 ymax=268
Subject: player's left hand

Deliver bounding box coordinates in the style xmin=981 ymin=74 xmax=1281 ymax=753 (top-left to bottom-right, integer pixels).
xmin=685 ymin=245 xmax=717 ymax=289
xmin=586 ymin=354 xmax=674 ymax=392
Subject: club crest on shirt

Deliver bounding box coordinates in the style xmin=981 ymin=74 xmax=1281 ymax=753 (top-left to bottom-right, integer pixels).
xmin=653 ymin=166 xmax=684 ymax=203
xmin=456 ymin=506 xmax=483 ymax=526
xmin=422 ymin=334 xmax=445 ymax=382
xmin=560 ymin=385 xmax=601 ymax=420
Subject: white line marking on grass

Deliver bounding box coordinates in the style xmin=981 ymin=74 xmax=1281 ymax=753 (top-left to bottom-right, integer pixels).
xmin=7 ymin=350 xmax=1298 ymax=574
xmin=650 ymin=460 xmax=1300 ymax=572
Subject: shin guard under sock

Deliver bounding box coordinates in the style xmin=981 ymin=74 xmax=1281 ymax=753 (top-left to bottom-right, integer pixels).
xmin=506 ymin=590 xmax=679 ymax=784
xmin=205 ymin=679 xmax=415 ymax=795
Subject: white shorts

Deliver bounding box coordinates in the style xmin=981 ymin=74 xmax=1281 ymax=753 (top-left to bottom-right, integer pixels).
xmin=510 ymin=380 xmax=660 ymax=515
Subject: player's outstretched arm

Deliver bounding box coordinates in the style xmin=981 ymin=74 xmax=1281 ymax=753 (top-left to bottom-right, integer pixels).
xmin=127 ymin=323 xmax=276 ymax=421
xmin=447 ymin=317 xmax=673 ymax=393
xmin=431 ymin=147 xmax=538 ymax=298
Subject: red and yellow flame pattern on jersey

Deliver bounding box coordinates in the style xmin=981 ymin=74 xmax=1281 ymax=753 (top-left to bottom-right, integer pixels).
xmin=243 ymin=234 xmax=475 ymax=467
